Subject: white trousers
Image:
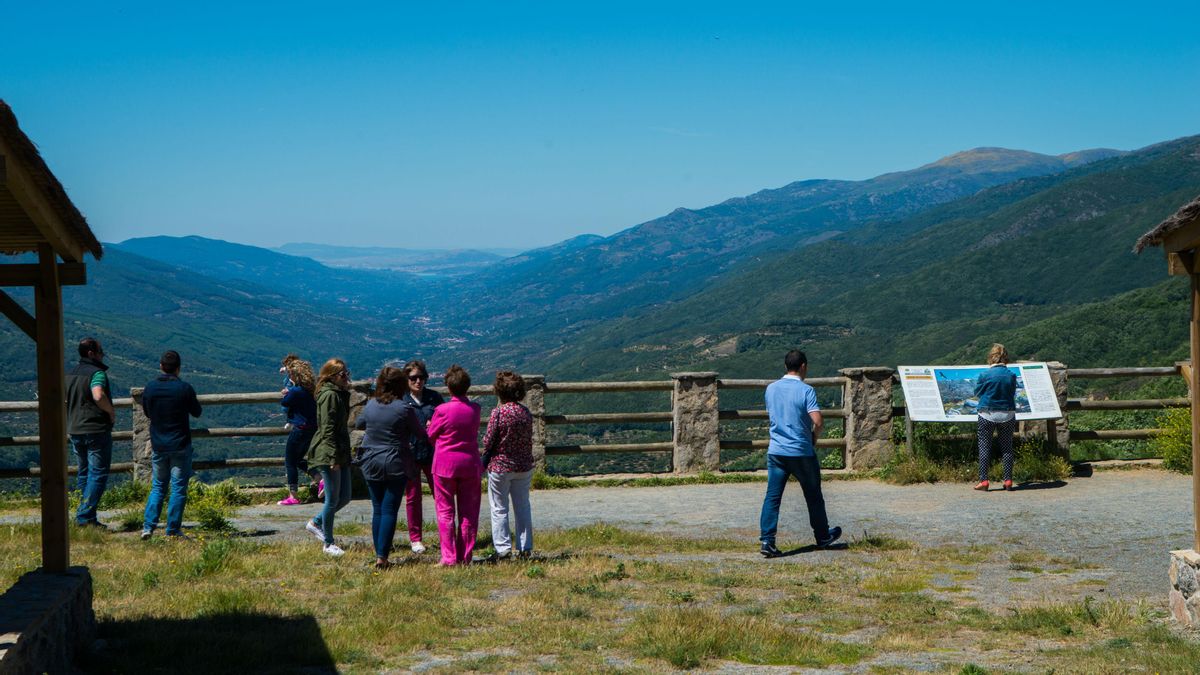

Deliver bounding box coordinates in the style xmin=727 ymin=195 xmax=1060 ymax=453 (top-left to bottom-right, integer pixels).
xmin=487 ymin=469 xmax=534 ymax=555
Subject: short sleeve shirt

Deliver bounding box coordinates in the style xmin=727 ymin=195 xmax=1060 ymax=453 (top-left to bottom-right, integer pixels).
xmin=765 ymin=375 xmax=820 ymax=457
xmin=90 ymin=370 xmax=107 ymax=390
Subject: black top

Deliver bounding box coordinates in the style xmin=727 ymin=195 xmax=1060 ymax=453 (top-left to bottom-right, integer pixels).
xmin=405 ymin=388 xmax=445 ymax=464
xmin=354 ymin=398 xmax=429 ymax=481
xmin=141 ymin=374 xmax=202 ymax=453
xmin=66 ymin=357 xmax=113 ymax=435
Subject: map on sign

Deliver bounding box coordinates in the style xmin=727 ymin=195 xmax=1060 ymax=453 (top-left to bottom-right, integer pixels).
xmin=896 ymin=363 xmax=1063 ymax=423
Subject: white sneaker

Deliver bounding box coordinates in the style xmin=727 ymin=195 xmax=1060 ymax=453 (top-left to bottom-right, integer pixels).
xmin=323 ymin=543 xmax=345 ymax=557
xmin=140 ymin=529 xmax=152 ymax=541
xmin=306 ymin=520 xmax=324 ymax=542
xmin=410 ymin=541 xmax=426 ymax=554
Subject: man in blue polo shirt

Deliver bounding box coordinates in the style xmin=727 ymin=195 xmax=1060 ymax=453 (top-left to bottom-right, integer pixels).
xmin=759 ymin=349 xmax=842 ymax=557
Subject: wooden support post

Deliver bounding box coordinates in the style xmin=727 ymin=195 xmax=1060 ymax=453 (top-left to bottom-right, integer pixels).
xmin=35 ymin=243 xmax=69 ymax=572
xmin=1191 ymin=271 xmax=1200 ymax=553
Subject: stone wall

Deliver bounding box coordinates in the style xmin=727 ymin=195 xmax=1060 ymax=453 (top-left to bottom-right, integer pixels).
xmin=1169 ymin=549 xmax=1200 ymax=626
xmin=0 ymin=567 xmax=94 ymax=675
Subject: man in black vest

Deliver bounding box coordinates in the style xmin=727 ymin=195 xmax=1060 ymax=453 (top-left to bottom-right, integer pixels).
xmin=66 ymin=337 xmax=116 ymax=528
xmin=140 ymin=350 xmax=202 ymax=539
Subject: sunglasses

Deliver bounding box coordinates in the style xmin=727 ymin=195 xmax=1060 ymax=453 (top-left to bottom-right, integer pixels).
xmin=408 ymin=375 xmax=427 ymax=382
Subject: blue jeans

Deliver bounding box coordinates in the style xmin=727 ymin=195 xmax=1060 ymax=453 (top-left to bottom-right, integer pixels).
xmin=143 ymin=449 xmax=193 ymax=535
xmin=366 ymin=477 xmax=407 ymax=559
xmin=71 ymin=432 xmax=113 ymax=525
xmin=312 ymin=466 xmax=352 ymax=546
xmin=759 ymin=453 xmax=830 ymax=545
xmin=284 ymin=426 xmax=316 ymax=492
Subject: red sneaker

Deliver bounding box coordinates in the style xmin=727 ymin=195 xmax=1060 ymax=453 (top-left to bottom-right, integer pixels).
xmin=1003 ymin=480 xmax=1015 ymax=491
xmin=973 ymin=481 xmax=990 ymax=491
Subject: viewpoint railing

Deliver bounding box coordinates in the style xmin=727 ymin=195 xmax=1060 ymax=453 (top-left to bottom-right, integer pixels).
xmin=0 ymin=364 xmax=1189 ymax=480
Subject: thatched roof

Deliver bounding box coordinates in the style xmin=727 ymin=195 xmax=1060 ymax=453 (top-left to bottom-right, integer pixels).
xmin=1134 ymin=194 xmax=1200 ymax=253
xmin=0 ymin=99 xmax=102 ymax=260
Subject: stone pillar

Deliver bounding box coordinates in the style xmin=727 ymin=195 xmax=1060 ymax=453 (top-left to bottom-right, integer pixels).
xmin=1020 ymin=362 xmax=1070 ymax=459
xmin=524 ymin=375 xmax=547 ymax=471
xmin=671 ymin=372 xmax=720 ymax=474
xmin=838 ymin=367 xmax=895 ymax=471
xmin=130 ymin=387 xmax=152 ymax=483
xmin=1169 ymin=549 xmax=1200 ymax=626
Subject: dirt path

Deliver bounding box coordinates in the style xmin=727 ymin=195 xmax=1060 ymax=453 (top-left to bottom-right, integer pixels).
xmin=223 ymin=469 xmax=1192 ymax=599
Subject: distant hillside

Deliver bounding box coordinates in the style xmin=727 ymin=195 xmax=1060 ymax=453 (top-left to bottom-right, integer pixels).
xmin=0 ymin=247 xmax=434 ymax=401
xmin=274 ymin=242 xmax=521 ymax=276
xmin=428 ymin=146 xmax=1127 ymax=366
xmin=533 ymin=137 xmax=1197 ymax=378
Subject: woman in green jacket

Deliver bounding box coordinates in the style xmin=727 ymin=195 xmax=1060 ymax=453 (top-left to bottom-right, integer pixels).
xmin=304 ymin=358 xmax=353 ymax=556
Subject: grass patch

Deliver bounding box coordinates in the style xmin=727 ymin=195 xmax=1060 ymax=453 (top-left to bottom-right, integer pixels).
xmin=0 ymin=521 xmax=1188 ymax=672
xmin=627 ymin=607 xmax=867 ymax=668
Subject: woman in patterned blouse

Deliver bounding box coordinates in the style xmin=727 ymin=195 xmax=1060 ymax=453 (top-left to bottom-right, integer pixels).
xmin=482 ymin=371 xmax=536 ymax=559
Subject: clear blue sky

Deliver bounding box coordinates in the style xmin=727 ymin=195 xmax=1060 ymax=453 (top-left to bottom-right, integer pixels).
xmin=3 ymin=2 xmax=1198 ymax=250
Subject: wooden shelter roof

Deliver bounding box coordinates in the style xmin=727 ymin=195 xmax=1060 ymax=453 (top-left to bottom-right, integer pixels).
xmin=0 ymin=100 xmax=102 ymax=262
xmin=1135 ymin=194 xmax=1200 ymax=254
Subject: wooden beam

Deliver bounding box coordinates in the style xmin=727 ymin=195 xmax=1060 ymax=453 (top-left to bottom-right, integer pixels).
xmin=0 ymin=288 xmax=35 ymax=339
xmin=1191 ymin=271 xmax=1200 ymax=553
xmin=0 ymin=262 xmax=86 ymax=286
xmin=35 ymin=243 xmax=69 ymax=572
xmin=1169 ymin=251 xmax=1200 ymax=276
xmin=0 ymin=145 xmax=84 ymax=262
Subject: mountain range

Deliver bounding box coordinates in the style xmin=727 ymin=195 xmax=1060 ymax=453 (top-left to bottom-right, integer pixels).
xmin=0 ymin=140 xmax=1193 ymax=409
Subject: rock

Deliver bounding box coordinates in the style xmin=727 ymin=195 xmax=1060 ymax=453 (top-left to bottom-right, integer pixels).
xmin=1170 ymin=589 xmax=1191 ymax=625
xmin=1188 ymin=593 xmax=1200 ymax=625
xmin=1177 ymin=561 xmax=1198 ymax=597
xmin=1170 ymin=558 xmax=1181 ymax=587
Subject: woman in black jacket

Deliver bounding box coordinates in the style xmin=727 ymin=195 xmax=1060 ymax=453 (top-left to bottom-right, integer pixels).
xmin=401 ymin=360 xmax=444 ymax=554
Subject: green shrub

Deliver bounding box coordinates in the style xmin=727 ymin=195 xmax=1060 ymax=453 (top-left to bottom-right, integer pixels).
xmin=184 ymin=479 xmax=249 ymax=532
xmin=1153 ymin=407 xmax=1192 ymax=474
xmin=98 ymin=479 xmax=150 ymax=509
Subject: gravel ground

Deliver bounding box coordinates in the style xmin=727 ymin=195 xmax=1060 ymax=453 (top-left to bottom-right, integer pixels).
xmin=216 ymin=469 xmax=1194 ymax=599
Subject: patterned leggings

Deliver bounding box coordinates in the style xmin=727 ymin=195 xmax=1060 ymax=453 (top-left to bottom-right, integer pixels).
xmin=977 ymin=417 xmax=1017 ymax=482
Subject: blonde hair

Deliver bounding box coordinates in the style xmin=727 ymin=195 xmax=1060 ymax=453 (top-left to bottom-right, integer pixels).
xmin=987 ymin=343 xmax=1010 ymax=365
xmin=287 ymin=358 xmax=316 ymax=394
xmin=316 ymin=358 xmax=348 ymax=390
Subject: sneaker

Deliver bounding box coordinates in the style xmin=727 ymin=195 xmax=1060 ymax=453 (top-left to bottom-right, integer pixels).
xmin=306 ymin=520 xmax=324 ymax=542
xmin=973 ymin=480 xmax=990 ymax=491
xmin=1003 ymin=480 xmax=1015 ymax=492
xmin=816 ymin=526 xmax=843 ymax=548
xmin=323 ymin=543 xmax=345 ymax=557
xmin=78 ymin=520 xmax=108 ymax=530
xmin=317 ymin=479 xmax=325 ymax=499
xmin=166 ymin=532 xmax=191 ymax=541
xmin=277 ymin=495 xmax=301 ymax=506
xmin=516 ymin=550 xmax=533 ymax=560
xmin=140 ymin=529 xmax=152 ymax=541
xmin=760 ymin=542 xmax=783 ymax=558
xmin=410 ymin=541 xmax=427 ymax=554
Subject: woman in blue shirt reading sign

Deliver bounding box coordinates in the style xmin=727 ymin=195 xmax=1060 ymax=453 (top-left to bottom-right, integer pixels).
xmin=974 ymin=344 xmax=1018 ymax=492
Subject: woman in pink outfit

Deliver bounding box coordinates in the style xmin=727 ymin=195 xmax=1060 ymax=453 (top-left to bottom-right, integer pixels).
xmin=426 ymin=365 xmax=482 ymax=565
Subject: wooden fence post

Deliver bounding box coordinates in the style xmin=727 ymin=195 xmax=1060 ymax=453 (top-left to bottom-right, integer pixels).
xmin=671 ymin=372 xmax=720 ymax=474
xmin=524 ymin=375 xmax=547 ymax=471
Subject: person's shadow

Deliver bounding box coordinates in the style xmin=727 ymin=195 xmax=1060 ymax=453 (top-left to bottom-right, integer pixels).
xmin=774 ymin=542 xmax=850 ymax=557
xmin=1011 ymin=480 xmax=1068 ymax=491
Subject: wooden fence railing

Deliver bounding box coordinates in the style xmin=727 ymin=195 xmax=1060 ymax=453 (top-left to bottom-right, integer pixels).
xmin=0 ymin=364 xmax=1187 ymax=479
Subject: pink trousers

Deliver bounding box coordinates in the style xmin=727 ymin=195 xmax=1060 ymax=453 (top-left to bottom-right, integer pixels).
xmin=406 ymin=462 xmax=434 ymax=543
xmin=432 ymin=473 xmax=481 ymax=565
